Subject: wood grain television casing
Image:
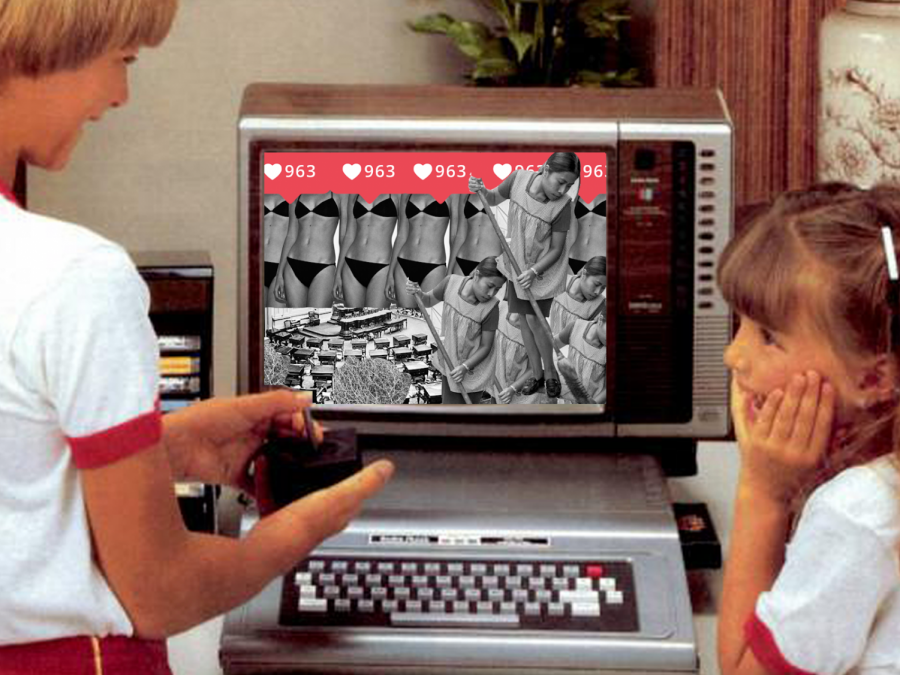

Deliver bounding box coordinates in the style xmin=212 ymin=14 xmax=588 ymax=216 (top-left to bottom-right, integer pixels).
xmin=238 ymin=84 xmax=733 ymax=441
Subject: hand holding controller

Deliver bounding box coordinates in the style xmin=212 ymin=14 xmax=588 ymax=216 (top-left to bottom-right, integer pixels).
xmin=253 ymin=416 xmax=367 ymax=515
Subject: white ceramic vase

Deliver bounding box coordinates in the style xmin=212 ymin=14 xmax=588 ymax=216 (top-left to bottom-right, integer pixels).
xmin=819 ymin=0 xmax=900 ymax=187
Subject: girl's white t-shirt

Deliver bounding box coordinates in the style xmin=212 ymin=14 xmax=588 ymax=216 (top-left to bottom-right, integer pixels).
xmin=748 ymin=454 xmax=900 ymax=674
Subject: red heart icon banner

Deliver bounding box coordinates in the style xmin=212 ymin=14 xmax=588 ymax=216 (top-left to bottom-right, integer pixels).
xmin=263 ymin=152 xmax=607 ymax=204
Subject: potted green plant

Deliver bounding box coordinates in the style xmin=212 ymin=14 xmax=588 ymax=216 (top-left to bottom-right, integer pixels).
xmin=409 ymin=0 xmax=640 ymax=87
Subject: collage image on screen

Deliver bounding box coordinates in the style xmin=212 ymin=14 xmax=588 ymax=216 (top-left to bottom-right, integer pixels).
xmin=263 ymin=160 xmax=607 ymax=406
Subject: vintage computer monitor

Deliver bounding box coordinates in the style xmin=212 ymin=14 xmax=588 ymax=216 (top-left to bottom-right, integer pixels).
xmin=223 ymin=84 xmax=733 ymax=674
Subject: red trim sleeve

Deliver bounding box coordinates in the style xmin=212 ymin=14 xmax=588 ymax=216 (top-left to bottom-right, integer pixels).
xmin=744 ymin=613 xmax=817 ymax=675
xmin=67 ymin=400 xmax=163 ymax=470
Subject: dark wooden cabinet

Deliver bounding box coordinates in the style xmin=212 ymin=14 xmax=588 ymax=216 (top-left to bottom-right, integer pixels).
xmin=134 ymin=251 xmax=217 ymax=533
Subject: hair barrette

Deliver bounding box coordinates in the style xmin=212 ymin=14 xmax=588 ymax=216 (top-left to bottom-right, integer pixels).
xmin=882 ymin=226 xmax=899 ymax=282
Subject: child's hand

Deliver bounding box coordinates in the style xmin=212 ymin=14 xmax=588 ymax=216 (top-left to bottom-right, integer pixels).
xmin=468 ymin=176 xmax=484 ymax=193
xmin=405 ymin=280 xmax=423 ymax=297
xmin=732 ymin=371 xmax=835 ymax=505
xmin=450 ymin=364 xmax=468 ymax=383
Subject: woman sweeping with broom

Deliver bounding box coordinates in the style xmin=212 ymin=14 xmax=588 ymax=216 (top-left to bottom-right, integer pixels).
xmin=468 ymin=152 xmax=580 ymax=398
xmin=406 ymin=257 xmax=507 ymax=404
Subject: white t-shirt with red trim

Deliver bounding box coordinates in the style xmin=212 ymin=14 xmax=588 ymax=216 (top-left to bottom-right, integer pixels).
xmin=745 ymin=454 xmax=900 ymax=675
xmin=0 ymin=196 xmax=162 ymax=644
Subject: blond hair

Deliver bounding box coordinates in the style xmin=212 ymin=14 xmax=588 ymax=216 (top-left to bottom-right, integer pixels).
xmin=718 ymin=181 xmax=900 ymax=493
xmin=0 ymin=0 xmax=178 ymax=81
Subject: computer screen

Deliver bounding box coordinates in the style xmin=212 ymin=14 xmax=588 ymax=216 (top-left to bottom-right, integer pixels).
xmin=238 ymin=84 xmax=732 ymax=443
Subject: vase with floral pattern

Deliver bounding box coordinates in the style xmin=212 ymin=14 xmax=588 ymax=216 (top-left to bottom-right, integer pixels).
xmin=819 ymin=0 xmax=900 ymax=187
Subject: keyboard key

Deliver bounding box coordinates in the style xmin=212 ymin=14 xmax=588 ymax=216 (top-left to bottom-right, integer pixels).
xmin=571 ymin=602 xmax=601 ymax=617
xmin=552 ymin=578 xmax=571 ymax=591
xmin=299 ymin=598 xmax=327 ymax=612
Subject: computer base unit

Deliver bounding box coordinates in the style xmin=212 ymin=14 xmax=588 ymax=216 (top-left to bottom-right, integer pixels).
xmin=220 ymin=449 xmax=698 ymax=674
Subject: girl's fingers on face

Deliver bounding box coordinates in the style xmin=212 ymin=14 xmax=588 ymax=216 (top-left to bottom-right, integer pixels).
xmin=771 ymin=374 xmax=806 ymax=442
xmin=791 ymin=371 xmax=822 ymax=448
xmin=809 ymin=381 xmax=836 ymax=452
xmin=754 ymin=388 xmax=783 ymax=440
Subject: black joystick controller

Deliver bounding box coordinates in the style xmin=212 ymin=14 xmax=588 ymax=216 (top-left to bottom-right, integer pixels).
xmin=253 ymin=425 xmax=361 ymax=514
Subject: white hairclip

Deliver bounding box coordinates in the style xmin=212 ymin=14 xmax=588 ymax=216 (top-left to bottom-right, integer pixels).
xmin=882 ymin=226 xmax=899 ymax=281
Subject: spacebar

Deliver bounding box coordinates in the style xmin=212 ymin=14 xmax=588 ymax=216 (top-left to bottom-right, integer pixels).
xmin=391 ymin=613 xmax=520 ymax=628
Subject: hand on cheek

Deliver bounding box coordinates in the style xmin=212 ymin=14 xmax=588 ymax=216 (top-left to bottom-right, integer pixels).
xmin=735 ymin=371 xmax=835 ymax=504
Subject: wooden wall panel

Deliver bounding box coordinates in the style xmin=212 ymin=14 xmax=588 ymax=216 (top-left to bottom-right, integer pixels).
xmin=651 ymin=0 xmax=845 ymax=208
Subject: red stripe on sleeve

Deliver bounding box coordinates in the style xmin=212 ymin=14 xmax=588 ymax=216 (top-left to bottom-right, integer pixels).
xmin=67 ymin=401 xmax=163 ymax=470
xmin=744 ymin=612 xmax=817 ymax=675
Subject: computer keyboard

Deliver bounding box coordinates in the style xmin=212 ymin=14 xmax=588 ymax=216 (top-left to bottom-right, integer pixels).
xmin=279 ymin=557 xmax=638 ymax=632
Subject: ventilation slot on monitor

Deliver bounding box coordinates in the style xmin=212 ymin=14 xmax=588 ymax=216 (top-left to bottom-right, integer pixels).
xmin=693 ymin=315 xmax=730 ymax=407
xmin=695 ymin=149 xmax=722 ymax=312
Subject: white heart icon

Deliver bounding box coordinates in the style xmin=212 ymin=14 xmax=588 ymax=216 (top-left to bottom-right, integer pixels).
xmin=414 ymin=163 xmax=433 ymax=180
xmin=343 ymin=163 xmax=362 ymax=180
xmin=493 ymin=163 xmax=512 ymax=180
xmin=264 ymin=163 xmax=282 ymax=180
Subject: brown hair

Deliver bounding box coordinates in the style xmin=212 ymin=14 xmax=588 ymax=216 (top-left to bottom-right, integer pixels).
xmin=580 ymin=255 xmax=607 ymax=278
xmin=544 ymin=152 xmax=581 ymax=177
xmin=0 ymin=0 xmax=178 ymax=81
xmin=473 ymin=256 xmax=507 ymax=282
xmin=718 ymin=181 xmax=900 ymax=486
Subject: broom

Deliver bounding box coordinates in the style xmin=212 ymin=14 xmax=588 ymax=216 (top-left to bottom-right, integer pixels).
xmin=477 ymin=189 xmax=593 ymax=404
xmin=411 ymin=293 xmax=473 ymax=405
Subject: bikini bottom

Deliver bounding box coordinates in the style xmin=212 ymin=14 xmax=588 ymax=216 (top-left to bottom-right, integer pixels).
xmin=345 ymin=257 xmax=389 ymax=287
xmin=398 ymin=256 xmax=444 ymax=285
xmin=456 ymin=256 xmax=479 ymax=277
xmin=264 ymin=261 xmax=279 ymax=288
xmin=287 ymin=258 xmax=335 ymax=287
xmin=569 ymin=257 xmax=587 ymax=275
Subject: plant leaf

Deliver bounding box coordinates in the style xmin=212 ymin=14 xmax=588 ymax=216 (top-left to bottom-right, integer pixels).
xmin=472 ymin=56 xmax=518 ymax=81
xmin=407 ymin=13 xmax=457 ymax=35
xmin=508 ymin=31 xmax=536 ymax=63
xmin=446 ymin=20 xmax=498 ymax=60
